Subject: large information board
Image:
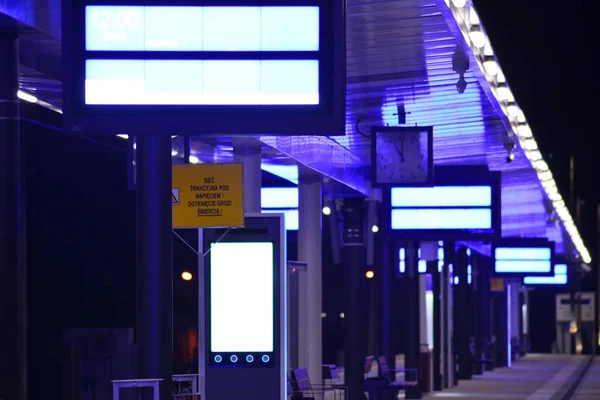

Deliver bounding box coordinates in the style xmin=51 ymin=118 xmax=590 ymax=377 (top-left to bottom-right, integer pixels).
xmin=202 ymin=214 xmax=286 ymax=399
xmin=62 ymin=0 xmax=346 ymax=136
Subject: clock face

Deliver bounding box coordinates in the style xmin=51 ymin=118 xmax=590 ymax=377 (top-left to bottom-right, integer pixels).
xmin=374 ymin=129 xmax=431 ymax=185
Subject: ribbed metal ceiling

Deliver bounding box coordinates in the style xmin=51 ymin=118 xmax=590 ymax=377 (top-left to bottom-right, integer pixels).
xmin=5 ymin=0 xmax=568 ymax=253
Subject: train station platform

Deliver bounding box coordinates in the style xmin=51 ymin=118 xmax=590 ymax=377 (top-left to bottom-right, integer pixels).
xmin=331 ymin=353 xmax=597 ymax=399
xmin=572 ymin=358 xmax=600 ymax=400
xmin=422 ymin=354 xmax=592 ymax=400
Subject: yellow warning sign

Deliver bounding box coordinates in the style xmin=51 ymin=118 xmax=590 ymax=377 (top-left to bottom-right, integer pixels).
xmin=490 ymin=278 xmax=504 ymax=292
xmin=172 ymin=163 xmax=244 ymax=229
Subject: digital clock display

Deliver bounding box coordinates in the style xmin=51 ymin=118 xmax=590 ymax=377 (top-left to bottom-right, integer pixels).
xmin=85 ymin=6 xmax=320 ymax=52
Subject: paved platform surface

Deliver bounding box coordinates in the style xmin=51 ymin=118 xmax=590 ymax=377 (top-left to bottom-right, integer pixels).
xmin=422 ymin=354 xmax=588 ymax=400
xmin=572 ymin=357 xmax=600 ymax=400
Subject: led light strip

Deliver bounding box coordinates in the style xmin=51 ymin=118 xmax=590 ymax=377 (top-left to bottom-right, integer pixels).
xmin=447 ymin=0 xmax=591 ymax=264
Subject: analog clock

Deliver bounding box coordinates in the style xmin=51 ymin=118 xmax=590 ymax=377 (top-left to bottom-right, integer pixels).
xmin=371 ymin=126 xmax=434 ymax=187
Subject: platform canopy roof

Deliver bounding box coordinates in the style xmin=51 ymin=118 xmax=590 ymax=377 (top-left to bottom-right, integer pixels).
xmin=0 ymin=0 xmax=591 ymax=263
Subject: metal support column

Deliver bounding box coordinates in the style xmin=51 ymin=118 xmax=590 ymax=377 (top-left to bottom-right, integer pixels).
xmin=405 ymin=242 xmax=422 ymax=399
xmin=298 ymin=166 xmax=322 ymax=385
xmin=340 ymin=198 xmax=366 ymax=400
xmin=471 ymin=254 xmax=483 ymax=375
xmin=431 ymin=260 xmax=442 ymax=390
xmin=494 ymin=288 xmax=509 ymax=368
xmin=0 ymin=32 xmax=27 ymax=400
xmin=136 ymin=135 xmax=173 ymax=399
xmin=233 ymin=138 xmax=261 ymax=213
xmin=454 ymin=247 xmax=471 ymax=380
xmin=479 ymin=256 xmax=492 ymax=370
xmin=442 ymin=242 xmax=454 ymax=388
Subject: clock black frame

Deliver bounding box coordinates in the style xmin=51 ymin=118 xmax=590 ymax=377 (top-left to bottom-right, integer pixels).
xmin=370 ymin=125 xmax=435 ymax=188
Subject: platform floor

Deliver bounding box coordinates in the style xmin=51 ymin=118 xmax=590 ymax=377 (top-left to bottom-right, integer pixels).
xmin=422 ymin=354 xmax=588 ymax=400
xmin=572 ymin=357 xmax=600 ymax=400
xmin=332 ymin=353 xmax=597 ymax=399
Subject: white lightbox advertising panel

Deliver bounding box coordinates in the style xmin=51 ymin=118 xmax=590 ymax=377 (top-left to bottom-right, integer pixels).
xmin=63 ymin=1 xmax=345 ymax=136
xmin=209 ymin=242 xmax=274 ymax=354
xmin=523 ymin=264 xmax=568 ymax=286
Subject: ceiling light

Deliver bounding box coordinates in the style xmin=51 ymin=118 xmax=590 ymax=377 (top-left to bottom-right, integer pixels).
xmin=483 ymin=56 xmax=499 ymax=76
xmin=17 ymin=90 xmax=38 ymax=103
xmin=468 ymin=26 xmax=486 ymax=48
xmin=371 ymin=225 xmax=379 ymax=233
xmin=495 ymin=84 xmax=514 ymax=102
xmin=189 ymin=155 xmax=200 ymax=164
xmin=365 ymin=270 xmax=375 ymax=279
xmin=322 ymin=206 xmax=331 ymax=215
xmin=522 ymin=138 xmax=538 ymax=151
xmin=171 ymin=150 xmax=178 ymax=156
xmin=181 ymin=271 xmax=193 ymax=281
xmin=496 ymin=70 xmax=506 ymax=84
xmin=116 ymin=134 xmax=129 ymax=139
xmin=527 ymin=150 xmax=542 ymax=161
xmin=535 ymin=160 xmax=549 ymax=171
xmin=517 ymin=124 xmax=532 ymax=138
xmin=469 ymin=8 xmax=480 ymax=25
xmin=538 ymin=170 xmax=553 ymax=182
xmin=451 ymin=0 xmax=468 ymax=8
xmin=505 ymin=103 xmax=519 ymax=118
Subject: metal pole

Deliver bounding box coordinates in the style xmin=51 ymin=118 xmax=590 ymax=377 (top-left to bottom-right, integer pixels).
xmin=0 ymin=32 xmax=27 ymax=400
xmin=472 ymin=255 xmax=483 ymax=375
xmin=341 ymin=198 xmax=366 ymax=400
xmin=432 ymin=259 xmax=442 ymax=390
xmin=136 ymin=135 xmax=173 ymax=399
xmin=597 ymin=202 xmax=600 ymax=355
xmin=405 ymin=241 xmax=421 ymax=399
xmin=233 ymin=138 xmax=261 ymax=213
xmin=298 ymin=166 xmax=322 ymax=385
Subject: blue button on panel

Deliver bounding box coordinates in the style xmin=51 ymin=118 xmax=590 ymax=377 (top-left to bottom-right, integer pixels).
xmin=262 ymin=355 xmax=270 ymax=363
xmin=214 ymin=355 xmax=222 ymax=363
xmin=230 ymin=355 xmax=238 ymax=363
xmin=246 ymin=355 xmax=254 ymax=363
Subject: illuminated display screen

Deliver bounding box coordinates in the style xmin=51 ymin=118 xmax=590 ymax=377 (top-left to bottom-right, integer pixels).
xmin=523 ymin=264 xmax=568 ymax=285
xmin=261 ymin=188 xmax=298 ymax=231
xmin=85 ymin=59 xmax=319 ymax=105
xmin=85 ymin=6 xmax=320 ymax=51
xmin=390 ymin=186 xmax=494 ymax=233
xmin=209 ymin=242 xmax=274 ymax=354
xmin=493 ymin=241 xmax=554 ymax=276
xmin=63 ymin=0 xmax=345 ymax=136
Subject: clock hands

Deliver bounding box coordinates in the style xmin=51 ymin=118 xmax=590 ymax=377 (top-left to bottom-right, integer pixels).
xmin=395 ymin=138 xmax=406 ymax=163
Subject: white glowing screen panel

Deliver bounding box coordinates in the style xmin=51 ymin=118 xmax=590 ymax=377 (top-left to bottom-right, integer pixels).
xmin=261 ymin=187 xmax=298 ymax=209
xmin=85 ymin=59 xmax=319 ymax=105
xmin=523 ymin=264 xmax=568 ymax=285
xmin=85 ymin=6 xmax=320 ymax=51
xmin=391 ymin=208 xmax=492 ymax=230
xmin=494 ymin=246 xmax=552 ymax=274
xmin=210 ymin=242 xmax=274 ymax=352
xmin=391 ymin=186 xmax=492 ymax=207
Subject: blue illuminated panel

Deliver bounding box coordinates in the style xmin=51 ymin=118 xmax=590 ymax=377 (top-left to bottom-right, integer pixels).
xmin=85 ymin=59 xmax=319 ymax=105
xmin=494 ymin=244 xmax=553 ymax=275
xmin=261 ymin=188 xmax=298 ymax=209
xmin=85 ymin=6 xmax=320 ymax=51
xmin=524 ymin=264 xmax=568 ymax=285
xmin=391 ymin=208 xmax=492 ymax=230
xmin=391 ymin=186 xmax=492 ymax=207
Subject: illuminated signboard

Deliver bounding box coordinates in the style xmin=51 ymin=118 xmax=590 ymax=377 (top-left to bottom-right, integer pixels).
xmin=62 ymin=0 xmax=345 ymax=136
xmin=523 ymin=264 xmax=568 ymax=286
xmin=493 ymin=238 xmax=554 ymax=277
xmin=203 ymin=214 xmax=285 ymax=399
xmin=261 ymin=187 xmax=298 ymax=231
xmin=384 ymin=166 xmax=501 ymax=239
